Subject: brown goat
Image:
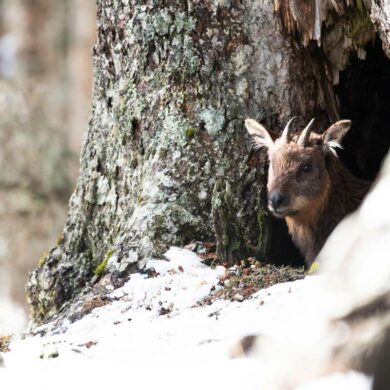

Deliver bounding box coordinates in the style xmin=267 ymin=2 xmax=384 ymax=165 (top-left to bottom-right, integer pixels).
xmin=245 ymin=117 xmax=371 ymax=266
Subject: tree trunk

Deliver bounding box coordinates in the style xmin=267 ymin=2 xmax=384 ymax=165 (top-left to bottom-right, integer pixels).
xmin=27 ymin=0 xmax=387 ymax=324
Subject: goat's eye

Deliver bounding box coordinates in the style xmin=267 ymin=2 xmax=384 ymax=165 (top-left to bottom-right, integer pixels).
xmin=302 ymin=163 xmax=312 ymax=173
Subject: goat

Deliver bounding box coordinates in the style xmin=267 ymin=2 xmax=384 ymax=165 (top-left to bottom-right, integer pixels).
xmin=245 ymin=117 xmax=371 ymax=266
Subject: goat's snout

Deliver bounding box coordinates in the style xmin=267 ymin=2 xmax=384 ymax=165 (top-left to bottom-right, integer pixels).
xmin=269 ymin=191 xmax=287 ymax=212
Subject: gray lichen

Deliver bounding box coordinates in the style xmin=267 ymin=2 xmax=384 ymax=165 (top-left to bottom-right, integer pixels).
xmin=200 ymin=108 xmax=226 ymax=136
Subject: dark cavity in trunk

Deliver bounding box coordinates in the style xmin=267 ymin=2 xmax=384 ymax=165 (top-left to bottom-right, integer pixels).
xmin=336 ymin=37 xmax=390 ymax=181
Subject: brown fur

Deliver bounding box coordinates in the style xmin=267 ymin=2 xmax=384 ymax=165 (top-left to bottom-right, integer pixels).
xmin=245 ymin=118 xmax=371 ymax=266
xmin=286 ymin=155 xmax=370 ymax=264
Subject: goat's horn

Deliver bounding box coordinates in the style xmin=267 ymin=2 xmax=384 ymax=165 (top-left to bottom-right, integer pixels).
xmin=280 ymin=117 xmax=296 ymax=143
xmin=298 ymin=118 xmax=315 ymax=146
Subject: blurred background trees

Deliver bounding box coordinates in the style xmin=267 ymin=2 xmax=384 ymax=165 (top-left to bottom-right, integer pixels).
xmin=0 ymin=0 xmax=96 ymax=327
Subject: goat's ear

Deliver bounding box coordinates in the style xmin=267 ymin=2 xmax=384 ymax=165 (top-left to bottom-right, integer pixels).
xmin=245 ymin=119 xmax=274 ymax=148
xmin=322 ymin=120 xmax=351 ymax=147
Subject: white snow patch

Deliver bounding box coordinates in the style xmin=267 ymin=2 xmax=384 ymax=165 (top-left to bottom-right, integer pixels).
xmin=295 ymin=371 xmax=372 ymax=390
xmin=109 ymin=247 xmax=225 ymax=316
xmin=0 ymin=247 xmax=371 ymax=389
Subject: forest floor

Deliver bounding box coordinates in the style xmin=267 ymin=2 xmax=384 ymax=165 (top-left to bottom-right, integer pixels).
xmin=0 ymin=247 xmax=371 ymax=389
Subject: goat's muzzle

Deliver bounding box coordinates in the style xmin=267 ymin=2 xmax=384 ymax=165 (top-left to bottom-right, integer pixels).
xmin=268 ymin=191 xmax=290 ymax=218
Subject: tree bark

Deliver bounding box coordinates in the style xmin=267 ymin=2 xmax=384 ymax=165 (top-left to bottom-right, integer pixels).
xmin=370 ymin=0 xmax=390 ymax=58
xmin=27 ymin=0 xmax=373 ymax=323
xmin=212 ymin=179 xmax=250 ymax=265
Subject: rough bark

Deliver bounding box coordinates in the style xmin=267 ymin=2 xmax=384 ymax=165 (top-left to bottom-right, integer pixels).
xmin=370 ymin=0 xmax=390 ymax=58
xmin=27 ymin=0 xmax=326 ymax=323
xmin=212 ymin=180 xmax=249 ymax=265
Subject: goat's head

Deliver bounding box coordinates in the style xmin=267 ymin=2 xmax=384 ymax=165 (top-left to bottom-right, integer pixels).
xmin=245 ymin=117 xmax=351 ymax=218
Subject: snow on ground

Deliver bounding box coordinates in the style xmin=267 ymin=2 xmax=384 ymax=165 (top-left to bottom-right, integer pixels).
xmin=0 ymin=297 xmax=27 ymax=335
xmin=1 ymin=247 xmax=372 ymax=389
xmin=0 ymin=272 xmax=28 ymax=334
xmin=296 ymin=372 xmax=372 ymax=390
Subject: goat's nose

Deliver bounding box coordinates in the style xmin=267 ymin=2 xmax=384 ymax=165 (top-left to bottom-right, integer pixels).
xmin=269 ymin=191 xmax=286 ymax=210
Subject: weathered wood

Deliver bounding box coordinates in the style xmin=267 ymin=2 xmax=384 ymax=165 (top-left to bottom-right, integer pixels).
xmin=371 ymin=0 xmax=390 ymax=59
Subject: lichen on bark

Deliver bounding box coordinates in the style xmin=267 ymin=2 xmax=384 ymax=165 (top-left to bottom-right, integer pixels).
xmin=27 ymin=0 xmax=324 ymax=324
